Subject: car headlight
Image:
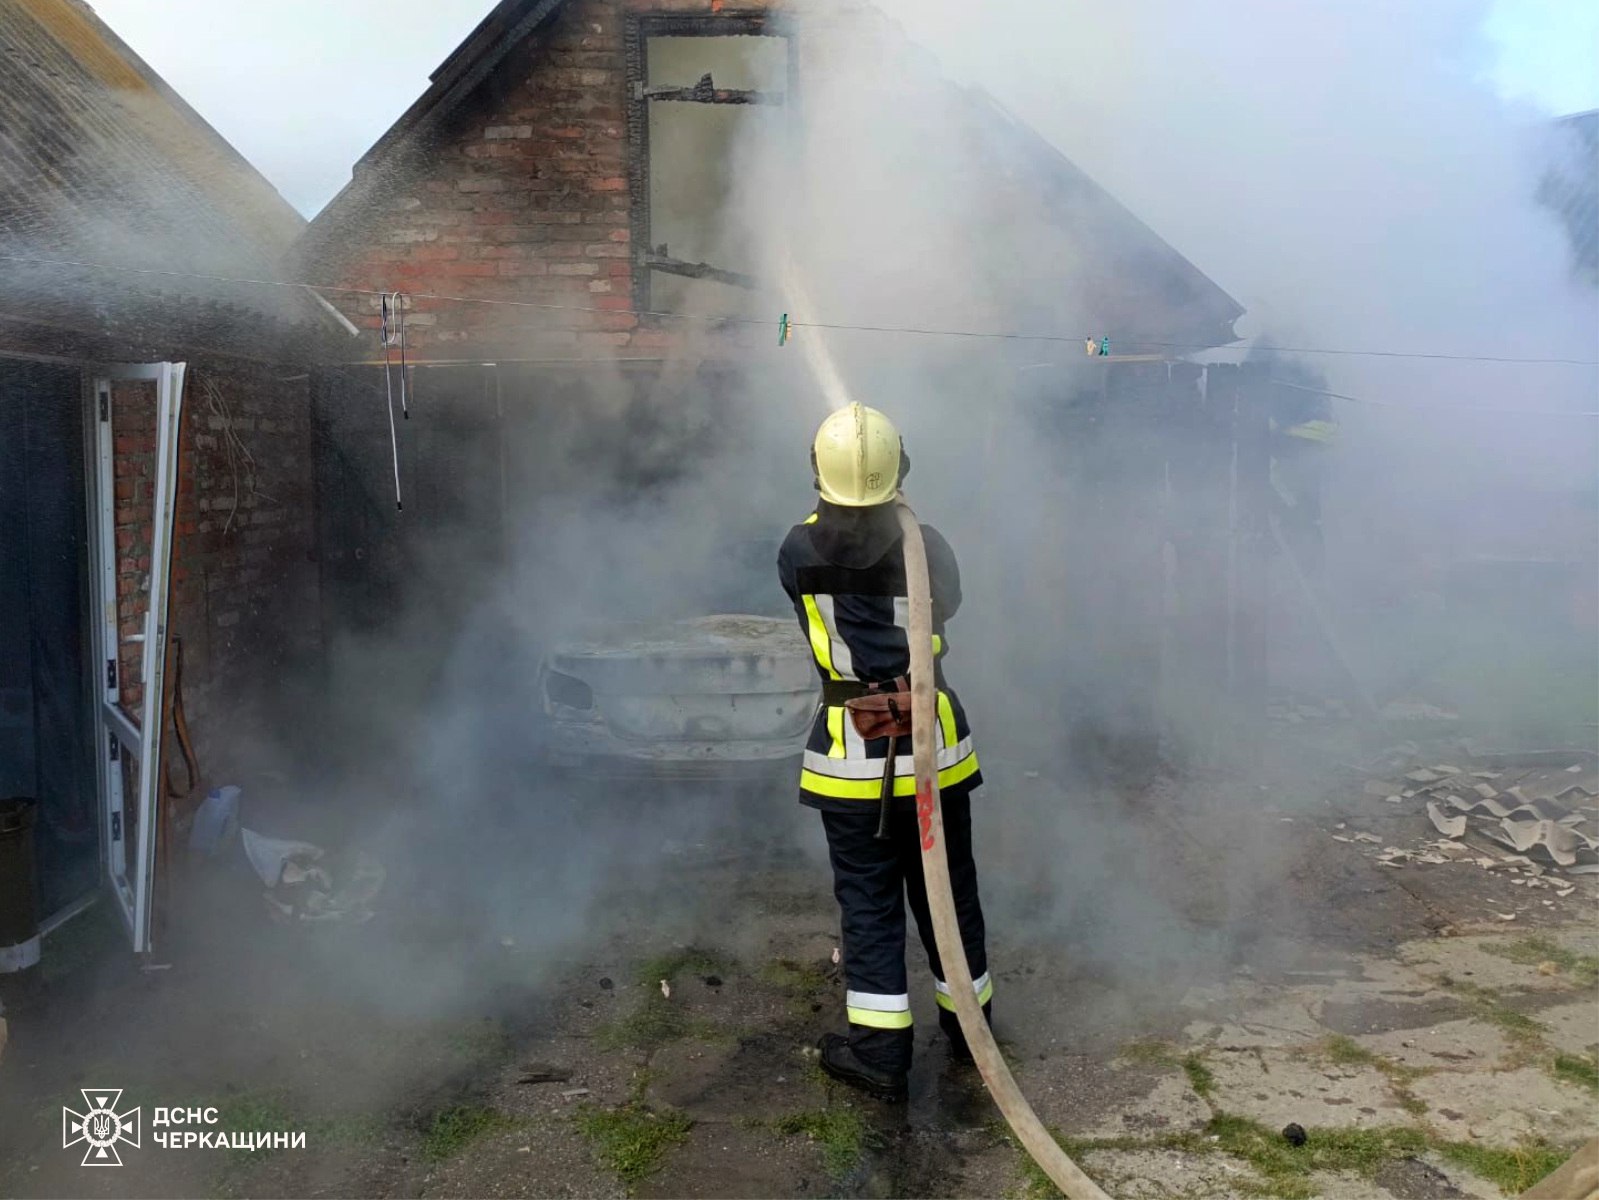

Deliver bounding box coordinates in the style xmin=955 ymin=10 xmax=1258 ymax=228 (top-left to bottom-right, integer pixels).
xmin=544 ymin=670 xmax=594 ymax=712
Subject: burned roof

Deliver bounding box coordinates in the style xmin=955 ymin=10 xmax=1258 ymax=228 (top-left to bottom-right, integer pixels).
xmin=305 ymin=0 xmax=568 ymax=248
xmin=0 ymin=0 xmax=348 ymax=358
xmin=303 ymin=0 xmax=1242 ymax=352
xmin=966 ymin=90 xmax=1244 ymax=352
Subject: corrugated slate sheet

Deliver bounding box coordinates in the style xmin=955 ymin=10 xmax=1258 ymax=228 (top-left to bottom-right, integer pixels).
xmin=0 ymin=0 xmax=341 ymax=354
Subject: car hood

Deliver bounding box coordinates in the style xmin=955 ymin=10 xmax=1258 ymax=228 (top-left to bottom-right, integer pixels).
xmin=546 ymin=615 xmax=815 ymax=696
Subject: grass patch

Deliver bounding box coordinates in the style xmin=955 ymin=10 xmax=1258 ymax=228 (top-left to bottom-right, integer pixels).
xmin=309 ymin=1111 xmax=389 ymax=1147
xmin=1311 ymin=1036 xmax=1426 ymax=1088
xmin=1480 ymin=1004 xmax=1544 ymax=1044
xmin=593 ymin=947 xmax=738 ymax=1050
xmin=1312 ymin=1035 xmax=1429 ymax=1111
xmin=1005 ymin=1098 xmax=1574 ymax=1200
xmin=1485 ymin=936 xmax=1599 ymax=986
xmin=575 ymin=1103 xmax=692 ymax=1188
xmin=760 ymin=957 xmax=833 ymax=1018
xmin=211 ymin=1090 xmax=302 ymax=1160
xmin=1320 ymin=1034 xmax=1378 ymax=1068
xmin=446 ymin=1017 xmax=512 ymax=1062
xmin=1011 ymin=1116 xmax=1434 ymax=1200
xmin=1206 ymin=1114 xmax=1426 ymax=1189
xmin=1394 ymin=1089 xmax=1430 ymax=1116
xmin=1118 ymin=1038 xmax=1180 ymax=1067
xmin=635 ymin=946 xmax=732 ymax=987
xmin=213 ymin=1089 xmax=297 ymax=1133
xmin=1182 ymin=1052 xmax=1216 ymax=1100
xmin=596 ymin=999 xmax=689 ymax=1051
xmin=1437 ymin=1139 xmax=1568 ymax=1194
xmin=771 ymin=1107 xmax=869 ymax=1178
xmin=594 ymin=996 xmax=724 ymax=1051
xmin=1439 ymin=977 xmax=1546 ymax=1049
xmin=1551 ymin=1052 xmax=1599 ymax=1093
xmin=760 ymin=957 xmax=830 ymax=993
xmin=1011 ymin=1130 xmax=1117 ymax=1200
xmin=421 ymin=1105 xmax=514 ymax=1162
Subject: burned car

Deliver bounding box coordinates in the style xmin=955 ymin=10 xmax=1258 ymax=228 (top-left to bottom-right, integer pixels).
xmin=536 ymin=614 xmax=818 ymax=778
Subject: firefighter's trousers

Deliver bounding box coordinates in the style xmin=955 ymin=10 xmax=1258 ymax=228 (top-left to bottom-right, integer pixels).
xmin=820 ymin=789 xmax=990 ymax=1074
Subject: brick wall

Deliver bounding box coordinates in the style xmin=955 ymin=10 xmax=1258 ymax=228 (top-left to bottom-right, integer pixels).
xmin=110 ymin=378 xmax=157 ymax=721
xmin=319 ymin=0 xmax=783 ymax=361
xmin=110 ymin=361 xmax=319 ymax=775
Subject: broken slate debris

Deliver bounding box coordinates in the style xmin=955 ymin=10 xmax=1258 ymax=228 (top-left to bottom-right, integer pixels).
xmin=1427 ymin=801 xmax=1468 ymax=839
xmin=1360 ymin=751 xmax=1599 ymax=885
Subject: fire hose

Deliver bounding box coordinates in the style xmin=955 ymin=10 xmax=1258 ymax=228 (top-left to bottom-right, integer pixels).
xmin=895 ymin=499 xmax=1109 ymax=1200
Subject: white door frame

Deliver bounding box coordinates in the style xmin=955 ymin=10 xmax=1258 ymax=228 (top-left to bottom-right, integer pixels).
xmin=86 ymin=362 xmax=186 ymax=953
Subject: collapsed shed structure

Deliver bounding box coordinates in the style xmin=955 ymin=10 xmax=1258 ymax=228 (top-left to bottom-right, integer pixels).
xmin=2 ymin=0 xmax=1278 ymax=960
xmin=296 ymin=0 xmax=1268 ymax=778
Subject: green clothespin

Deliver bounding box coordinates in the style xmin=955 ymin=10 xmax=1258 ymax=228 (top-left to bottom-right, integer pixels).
xmin=778 ymin=312 xmax=791 ymax=346
xmin=1098 ymin=336 xmax=1110 ymax=357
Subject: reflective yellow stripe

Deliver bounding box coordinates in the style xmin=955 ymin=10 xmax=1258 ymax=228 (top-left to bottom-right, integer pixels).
xmin=848 ymin=1006 xmax=913 ymax=1029
xmin=803 ymin=511 xmax=820 ymax=525
xmin=801 ymin=594 xmax=840 ymax=680
xmin=932 ymin=633 xmax=944 ymax=656
xmin=801 ymin=752 xmax=979 ymax=800
xmin=934 ymin=977 xmax=994 ymax=1012
xmin=936 ymin=691 xmax=956 ymax=749
xmin=826 ymin=705 xmax=846 ymax=758
xmin=1284 ymin=419 xmax=1337 ymax=443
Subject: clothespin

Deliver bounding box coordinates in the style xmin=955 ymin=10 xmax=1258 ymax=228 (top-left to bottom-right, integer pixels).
xmin=1084 ymin=337 xmax=1097 ymax=357
xmin=778 ymin=312 xmax=791 ymax=346
xmin=1098 ymin=336 xmax=1110 ymax=357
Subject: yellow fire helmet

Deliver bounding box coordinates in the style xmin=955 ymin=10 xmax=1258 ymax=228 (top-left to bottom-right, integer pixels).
xmin=811 ymin=402 xmax=902 ymax=507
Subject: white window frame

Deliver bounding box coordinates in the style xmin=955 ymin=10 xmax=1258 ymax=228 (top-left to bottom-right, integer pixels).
xmin=86 ymin=362 xmax=185 ymax=953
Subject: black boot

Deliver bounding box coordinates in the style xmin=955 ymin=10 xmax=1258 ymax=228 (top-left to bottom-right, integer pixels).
xmin=817 ymin=1033 xmax=908 ymax=1102
xmin=940 ymin=1000 xmax=993 ymax=1065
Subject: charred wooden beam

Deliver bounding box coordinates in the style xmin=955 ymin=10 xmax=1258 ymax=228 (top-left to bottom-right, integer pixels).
xmin=641 ymin=253 xmax=760 ymax=290
xmin=639 ymin=75 xmax=783 ymax=105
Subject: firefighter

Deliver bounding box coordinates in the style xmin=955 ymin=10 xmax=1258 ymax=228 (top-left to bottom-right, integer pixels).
xmin=777 ymin=402 xmax=990 ymax=1101
xmin=1270 ymin=386 xmax=1337 ymax=578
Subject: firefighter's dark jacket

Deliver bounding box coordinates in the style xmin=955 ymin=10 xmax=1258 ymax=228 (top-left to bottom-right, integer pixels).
xmin=778 ymin=500 xmax=981 ymax=811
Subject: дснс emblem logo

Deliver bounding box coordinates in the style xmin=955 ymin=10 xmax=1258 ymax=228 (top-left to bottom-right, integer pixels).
xmin=63 ymin=1089 xmax=141 ymax=1166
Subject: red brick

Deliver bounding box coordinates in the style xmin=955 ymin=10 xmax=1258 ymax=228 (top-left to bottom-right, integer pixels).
xmin=629 ymin=329 xmax=680 ymax=350
xmin=310 ymin=0 xmax=781 ymax=354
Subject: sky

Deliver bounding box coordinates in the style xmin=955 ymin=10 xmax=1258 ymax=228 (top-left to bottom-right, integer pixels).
xmin=90 ymin=0 xmax=1599 ymax=220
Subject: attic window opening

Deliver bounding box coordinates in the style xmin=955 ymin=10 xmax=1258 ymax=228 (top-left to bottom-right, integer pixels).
xmin=630 ymin=23 xmax=791 ymax=316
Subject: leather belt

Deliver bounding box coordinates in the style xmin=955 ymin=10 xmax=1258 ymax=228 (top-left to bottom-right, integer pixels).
xmin=821 ymin=676 xmax=910 ymax=705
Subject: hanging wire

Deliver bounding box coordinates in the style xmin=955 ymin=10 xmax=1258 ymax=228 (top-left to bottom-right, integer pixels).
xmin=1 ymin=253 xmax=1596 ymax=368
xmin=396 ymin=292 xmax=411 ymax=420
xmin=377 ymin=293 xmax=403 ymax=510
xmin=196 ymin=372 xmax=278 ymax=534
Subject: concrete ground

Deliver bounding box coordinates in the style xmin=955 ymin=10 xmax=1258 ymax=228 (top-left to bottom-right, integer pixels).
xmin=0 ymin=734 xmax=1594 ymax=1199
